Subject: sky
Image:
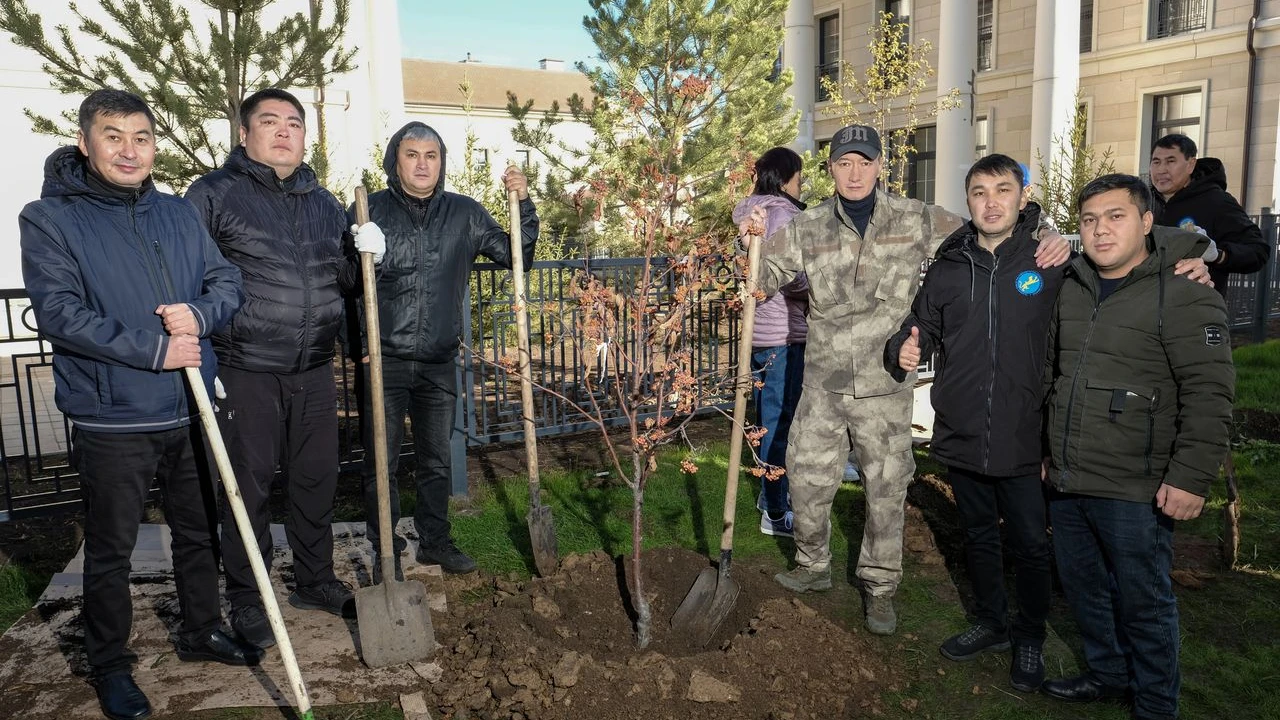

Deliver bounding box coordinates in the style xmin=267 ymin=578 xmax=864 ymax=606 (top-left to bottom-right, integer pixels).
xmin=397 ymin=0 xmax=599 ymax=70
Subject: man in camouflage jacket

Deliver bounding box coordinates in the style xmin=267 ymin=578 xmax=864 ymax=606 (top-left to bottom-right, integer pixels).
xmin=740 ymin=125 xmax=1070 ymax=635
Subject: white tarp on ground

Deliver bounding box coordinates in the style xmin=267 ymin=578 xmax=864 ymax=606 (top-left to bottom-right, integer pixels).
xmin=0 ymin=521 xmax=446 ymax=718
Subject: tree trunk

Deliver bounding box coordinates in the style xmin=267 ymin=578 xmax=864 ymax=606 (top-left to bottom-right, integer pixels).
xmin=631 ymin=469 xmax=651 ymax=649
xmin=220 ymin=8 xmax=241 ymax=149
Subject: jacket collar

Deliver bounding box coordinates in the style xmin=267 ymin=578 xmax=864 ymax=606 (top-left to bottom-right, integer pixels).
xmin=224 ymin=145 xmax=319 ymax=195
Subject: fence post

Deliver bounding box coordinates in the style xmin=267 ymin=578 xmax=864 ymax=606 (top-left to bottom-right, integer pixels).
xmin=1254 ymin=209 xmax=1275 ymax=345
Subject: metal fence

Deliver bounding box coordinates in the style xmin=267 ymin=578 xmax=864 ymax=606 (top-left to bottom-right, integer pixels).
xmin=1 ymin=256 xmax=741 ymax=521
xmin=3 ymin=216 xmax=1277 ymax=521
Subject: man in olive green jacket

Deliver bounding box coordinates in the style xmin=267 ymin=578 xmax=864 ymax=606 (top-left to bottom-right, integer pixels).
xmin=1041 ymin=174 xmax=1234 ymax=720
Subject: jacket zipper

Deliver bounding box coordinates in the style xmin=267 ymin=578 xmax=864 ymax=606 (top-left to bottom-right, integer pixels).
xmin=1144 ymin=389 xmax=1158 ymax=475
xmin=1059 ymin=297 xmax=1101 ymax=490
xmin=981 ymin=254 xmax=1000 ymax=474
xmin=288 ymin=187 xmax=312 ymax=373
xmin=130 ymin=199 xmax=186 ymax=412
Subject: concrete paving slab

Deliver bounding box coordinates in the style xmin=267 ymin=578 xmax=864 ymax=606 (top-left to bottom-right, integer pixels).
xmin=0 ymin=519 xmax=446 ymax=718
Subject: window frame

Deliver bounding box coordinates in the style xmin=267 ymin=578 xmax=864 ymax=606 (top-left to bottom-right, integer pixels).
xmin=1147 ymin=0 xmax=1212 ymax=41
xmin=977 ymin=0 xmax=995 ymax=72
xmin=1137 ymin=82 xmax=1209 ymax=176
xmin=816 ymin=11 xmax=841 ymax=104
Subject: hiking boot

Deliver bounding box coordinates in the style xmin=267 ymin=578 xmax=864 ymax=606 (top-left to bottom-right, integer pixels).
xmin=940 ymin=624 xmax=1012 ymax=661
xmin=1010 ymin=643 xmax=1045 ymax=693
xmin=864 ymin=593 xmax=897 ymax=635
xmin=773 ymin=566 xmax=832 ymax=593
xmin=371 ymin=554 xmax=404 ymax=584
xmin=760 ymin=510 xmax=794 ymax=538
xmin=289 ymin=580 xmax=356 ymax=618
xmin=416 ymin=540 xmax=477 ymax=574
xmin=230 ymin=604 xmax=275 ymax=649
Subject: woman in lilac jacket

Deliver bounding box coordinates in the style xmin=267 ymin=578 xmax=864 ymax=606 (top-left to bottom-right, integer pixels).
xmin=731 ymin=147 xmax=808 ymax=536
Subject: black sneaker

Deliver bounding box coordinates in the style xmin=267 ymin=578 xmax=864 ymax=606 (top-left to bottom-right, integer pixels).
xmin=230 ymin=604 xmax=275 ymax=650
xmin=416 ymin=540 xmax=477 ymax=574
xmin=1010 ymin=643 xmax=1045 ymax=692
xmin=371 ymin=554 xmax=404 ymax=584
xmin=939 ymin=624 xmax=1011 ymax=661
xmin=289 ymin=579 xmax=356 ymax=618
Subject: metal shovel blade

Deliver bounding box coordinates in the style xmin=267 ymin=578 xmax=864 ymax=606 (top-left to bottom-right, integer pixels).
xmin=528 ymin=502 xmax=559 ymax=577
xmin=355 ymin=578 xmax=437 ymax=668
xmin=670 ymin=565 xmax=740 ymax=647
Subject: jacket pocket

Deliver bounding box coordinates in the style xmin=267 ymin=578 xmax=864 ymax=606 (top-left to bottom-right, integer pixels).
xmin=1083 ymin=378 xmax=1158 ymax=476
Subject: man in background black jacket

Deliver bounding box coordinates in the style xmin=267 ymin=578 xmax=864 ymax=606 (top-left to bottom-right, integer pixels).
xmin=185 ymin=88 xmax=385 ymax=649
xmin=1149 ymin=134 xmax=1269 ymax=300
xmin=357 ymin=121 xmax=537 ymax=579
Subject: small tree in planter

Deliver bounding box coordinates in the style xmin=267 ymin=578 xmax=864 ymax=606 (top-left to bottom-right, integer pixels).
xmin=1034 ymin=97 xmax=1117 ymax=234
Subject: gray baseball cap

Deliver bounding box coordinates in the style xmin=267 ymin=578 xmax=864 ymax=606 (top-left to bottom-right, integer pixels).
xmin=829 ymin=124 xmax=882 ymax=161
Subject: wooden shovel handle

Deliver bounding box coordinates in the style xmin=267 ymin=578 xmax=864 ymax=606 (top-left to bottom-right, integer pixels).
xmin=721 ymin=234 xmax=762 ymax=552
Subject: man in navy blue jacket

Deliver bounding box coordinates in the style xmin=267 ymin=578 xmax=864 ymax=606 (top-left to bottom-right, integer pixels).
xmin=20 ymin=89 xmax=249 ymax=720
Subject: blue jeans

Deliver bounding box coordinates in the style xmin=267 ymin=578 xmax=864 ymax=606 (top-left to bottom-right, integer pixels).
xmin=1050 ymin=494 xmax=1180 ymax=719
xmin=751 ymin=343 xmax=805 ymax=516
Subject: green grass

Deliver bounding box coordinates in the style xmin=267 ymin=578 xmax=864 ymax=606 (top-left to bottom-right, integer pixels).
xmin=0 ymin=562 xmax=45 ymax=632
xmin=1232 ymin=339 xmax=1280 ymax=412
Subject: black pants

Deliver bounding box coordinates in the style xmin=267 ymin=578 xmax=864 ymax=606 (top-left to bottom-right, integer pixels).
xmin=73 ymin=425 xmax=221 ymax=676
xmin=216 ymin=363 xmax=340 ymax=608
xmin=361 ymin=357 xmax=456 ymax=555
xmin=948 ymin=466 xmax=1052 ymax=645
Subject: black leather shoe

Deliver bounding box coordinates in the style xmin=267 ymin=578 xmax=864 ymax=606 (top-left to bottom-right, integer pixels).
xmin=230 ymin=604 xmax=276 ymax=649
xmin=1041 ymin=674 xmax=1127 ymax=703
xmin=94 ymin=672 xmax=151 ymax=720
xmin=417 ymin=540 xmax=477 ymax=574
xmin=175 ymin=628 xmax=263 ymax=666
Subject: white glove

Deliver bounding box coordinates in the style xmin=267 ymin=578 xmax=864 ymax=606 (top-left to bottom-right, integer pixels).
xmin=1201 ymin=237 xmax=1220 ymax=264
xmin=353 ymin=222 xmax=386 ymax=264
xmin=214 ymin=376 xmax=226 ymax=400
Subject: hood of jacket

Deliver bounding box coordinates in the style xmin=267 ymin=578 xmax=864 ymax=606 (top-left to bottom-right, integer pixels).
xmin=1153 ymin=156 xmax=1229 ymax=208
xmin=732 ymin=193 xmax=806 ymax=239
xmin=383 ymin=120 xmax=448 ymax=196
xmin=223 ymin=144 xmax=319 ymax=195
xmin=41 ymin=145 xmax=157 ymax=202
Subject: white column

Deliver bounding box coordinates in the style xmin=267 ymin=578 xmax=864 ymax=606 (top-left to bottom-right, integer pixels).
xmin=1031 ymin=0 xmax=1081 ymax=179
xmin=363 ymin=0 xmax=406 ymax=145
xmin=783 ymin=0 xmax=816 ymax=153
xmin=934 ymin=0 xmax=977 ymax=215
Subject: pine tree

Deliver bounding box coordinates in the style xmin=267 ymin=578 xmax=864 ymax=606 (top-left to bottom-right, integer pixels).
xmin=1035 ymin=98 xmax=1116 ymax=234
xmin=508 ymin=0 xmax=796 ymax=254
xmin=0 ymin=0 xmax=355 ymax=190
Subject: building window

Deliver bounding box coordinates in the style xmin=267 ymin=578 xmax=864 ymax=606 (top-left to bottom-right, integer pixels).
xmin=974 ymin=116 xmax=989 ymax=160
xmin=977 ymin=0 xmax=994 ymax=71
xmin=817 ymin=13 xmax=840 ymax=102
xmin=1081 ymin=0 xmax=1095 ymax=52
xmin=906 ymin=125 xmax=936 ymax=203
xmin=1151 ymin=0 xmax=1207 ymax=39
xmin=885 ymin=0 xmax=911 ymax=31
xmin=1151 ymin=90 xmax=1201 ymax=144
xmin=516 ymin=149 xmax=532 ymax=168
xmin=474 ymin=148 xmax=490 ymax=169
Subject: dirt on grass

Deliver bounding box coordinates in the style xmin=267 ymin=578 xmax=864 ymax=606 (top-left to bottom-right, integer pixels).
xmin=423 ymin=547 xmax=902 ymax=720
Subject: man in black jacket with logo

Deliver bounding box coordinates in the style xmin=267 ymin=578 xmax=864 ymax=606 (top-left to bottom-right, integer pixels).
xmin=21 ymin=89 xmax=253 ymax=720
xmin=1149 ymin=134 xmax=1268 ymax=300
xmin=357 ymin=121 xmax=537 ymax=579
xmin=186 ymin=89 xmax=385 ymax=649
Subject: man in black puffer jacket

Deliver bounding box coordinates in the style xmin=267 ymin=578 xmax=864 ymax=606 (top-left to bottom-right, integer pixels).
xmin=1149 ymin=134 xmax=1268 ymax=301
xmin=185 ymin=89 xmax=384 ymax=649
xmin=355 ymin=121 xmax=537 ymax=578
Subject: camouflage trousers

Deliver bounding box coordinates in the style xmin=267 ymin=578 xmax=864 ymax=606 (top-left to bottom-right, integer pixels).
xmin=786 ymin=387 xmax=915 ymax=595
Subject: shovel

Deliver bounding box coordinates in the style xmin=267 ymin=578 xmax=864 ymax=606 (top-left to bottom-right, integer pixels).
xmin=508 ymin=177 xmax=559 ymax=577
xmin=183 ymin=366 xmax=316 ymax=719
xmin=351 ymin=186 xmax=438 ymax=668
xmin=669 ymin=222 xmax=763 ymax=646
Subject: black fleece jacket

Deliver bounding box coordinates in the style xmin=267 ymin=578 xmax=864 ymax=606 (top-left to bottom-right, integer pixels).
xmin=885 ymin=204 xmax=1064 ymax=477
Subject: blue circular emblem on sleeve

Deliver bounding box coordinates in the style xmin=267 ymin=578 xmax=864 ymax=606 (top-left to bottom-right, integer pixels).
xmin=1015 ymin=271 xmax=1043 ymax=296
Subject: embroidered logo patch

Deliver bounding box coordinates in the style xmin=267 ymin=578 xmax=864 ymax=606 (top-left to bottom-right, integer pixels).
xmin=1015 ymin=271 xmax=1043 ymax=296
xmin=1205 ymin=326 xmax=1224 ymax=347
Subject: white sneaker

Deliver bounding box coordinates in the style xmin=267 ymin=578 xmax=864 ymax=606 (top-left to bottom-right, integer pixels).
xmin=760 ymin=510 xmax=794 ymax=538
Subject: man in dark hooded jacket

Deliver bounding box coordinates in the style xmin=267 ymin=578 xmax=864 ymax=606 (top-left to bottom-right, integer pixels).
xmin=185 ymin=88 xmax=385 ymax=649
xmin=21 ymin=88 xmax=252 ymax=720
xmin=356 ymin=121 xmax=537 ymax=578
xmin=1149 ymin=134 xmax=1268 ymax=300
